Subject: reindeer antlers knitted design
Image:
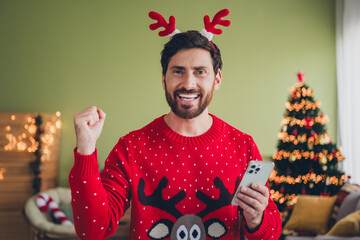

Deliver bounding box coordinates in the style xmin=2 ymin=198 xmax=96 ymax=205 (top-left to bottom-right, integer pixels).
xmin=36 ymin=192 xmax=73 ymax=226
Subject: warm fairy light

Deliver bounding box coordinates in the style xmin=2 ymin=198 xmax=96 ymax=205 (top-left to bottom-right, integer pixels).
xmin=4 ymin=134 xmax=17 ymax=151
xmin=281 ymin=115 xmax=328 ymax=128
xmin=27 ymin=117 xmax=33 ymax=123
xmin=0 ymin=168 xmax=5 ymax=181
xmin=273 ymin=147 xmax=344 ymax=162
xmin=270 ymin=175 xmax=347 ymax=206
xmin=55 ymin=120 xmax=62 ymax=129
xmin=3 ymin=113 xmax=62 ymax=153
xmin=41 ymin=134 xmax=55 ymax=146
xmin=285 ymin=99 xmax=321 ymax=112
xmin=270 ymin=189 xmax=298 ymax=205
xmin=27 ymin=137 xmax=39 ymax=152
xmin=17 ymin=141 xmax=27 ymax=151
xmin=290 ymin=83 xmax=313 ymax=99
xmin=27 ymin=124 xmax=37 ymax=134
xmin=269 ymin=169 xmax=346 ymax=187
xmin=49 ymin=125 xmax=56 ymax=134
xmin=41 ymin=147 xmax=51 ymax=161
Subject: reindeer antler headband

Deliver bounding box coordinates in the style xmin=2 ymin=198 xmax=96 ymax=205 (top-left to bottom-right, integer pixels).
xmin=149 ymin=9 xmax=231 ymax=41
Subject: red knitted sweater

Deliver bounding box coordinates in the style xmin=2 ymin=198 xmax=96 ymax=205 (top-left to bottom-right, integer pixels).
xmin=69 ymin=114 xmax=282 ymax=240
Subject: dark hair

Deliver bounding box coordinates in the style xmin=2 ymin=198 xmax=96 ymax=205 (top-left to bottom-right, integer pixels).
xmin=160 ymin=30 xmax=222 ymax=75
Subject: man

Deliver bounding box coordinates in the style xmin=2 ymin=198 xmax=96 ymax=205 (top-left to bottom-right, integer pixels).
xmin=70 ymin=31 xmax=282 ymax=240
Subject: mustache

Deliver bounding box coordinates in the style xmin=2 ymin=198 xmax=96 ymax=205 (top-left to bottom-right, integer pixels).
xmin=174 ymin=88 xmax=201 ymax=95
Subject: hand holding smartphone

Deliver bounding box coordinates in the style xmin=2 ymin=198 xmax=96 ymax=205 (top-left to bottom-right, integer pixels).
xmin=231 ymin=160 xmax=274 ymax=206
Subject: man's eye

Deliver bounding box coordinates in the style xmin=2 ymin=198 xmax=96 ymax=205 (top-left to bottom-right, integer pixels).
xmin=197 ymin=70 xmax=206 ymax=75
xmin=173 ymin=70 xmax=182 ymax=74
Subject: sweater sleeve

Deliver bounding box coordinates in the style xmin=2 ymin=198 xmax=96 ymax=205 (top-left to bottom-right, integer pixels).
xmin=68 ymin=137 xmax=131 ymax=240
xmin=242 ymin=136 xmax=282 ymax=239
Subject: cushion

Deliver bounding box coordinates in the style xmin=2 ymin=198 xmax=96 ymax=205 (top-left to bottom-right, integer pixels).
xmin=336 ymin=191 xmax=360 ymax=222
xmin=329 ymin=183 xmax=360 ymax=228
xmin=281 ymin=204 xmax=295 ymax=226
xmin=281 ymin=204 xmax=319 ymax=237
xmin=283 ymin=195 xmax=337 ymax=235
xmin=326 ymin=210 xmax=360 ymax=236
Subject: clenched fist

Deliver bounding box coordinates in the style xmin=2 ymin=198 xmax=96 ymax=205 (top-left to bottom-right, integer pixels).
xmin=73 ymin=106 xmax=106 ymax=155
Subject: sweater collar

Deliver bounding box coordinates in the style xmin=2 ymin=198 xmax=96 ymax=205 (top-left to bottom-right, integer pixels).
xmin=153 ymin=113 xmax=223 ymax=146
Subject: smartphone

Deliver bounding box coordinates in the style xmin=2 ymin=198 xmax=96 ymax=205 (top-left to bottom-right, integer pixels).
xmin=231 ymin=160 xmax=274 ymax=206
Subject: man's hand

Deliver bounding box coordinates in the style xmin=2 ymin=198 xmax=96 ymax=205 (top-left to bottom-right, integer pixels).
xmin=73 ymin=106 xmax=106 ymax=155
xmin=235 ymin=183 xmax=269 ymax=231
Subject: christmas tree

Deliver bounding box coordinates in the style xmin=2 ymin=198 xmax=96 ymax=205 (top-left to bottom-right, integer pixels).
xmin=269 ymin=70 xmax=347 ymax=212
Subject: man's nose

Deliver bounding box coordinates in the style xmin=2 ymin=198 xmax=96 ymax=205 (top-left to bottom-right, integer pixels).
xmin=183 ymin=72 xmax=196 ymax=89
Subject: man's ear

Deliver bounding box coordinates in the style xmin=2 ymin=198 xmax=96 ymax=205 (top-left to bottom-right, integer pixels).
xmin=214 ymin=69 xmax=222 ymax=90
xmin=162 ymin=74 xmax=165 ymax=90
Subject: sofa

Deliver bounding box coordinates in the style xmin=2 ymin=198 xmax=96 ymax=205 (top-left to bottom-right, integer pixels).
xmin=282 ymin=183 xmax=360 ymax=240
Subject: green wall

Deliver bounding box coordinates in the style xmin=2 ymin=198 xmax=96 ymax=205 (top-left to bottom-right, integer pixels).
xmin=0 ymin=0 xmax=337 ymax=186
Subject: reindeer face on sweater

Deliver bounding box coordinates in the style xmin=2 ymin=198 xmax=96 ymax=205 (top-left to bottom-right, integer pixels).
xmin=138 ymin=176 xmax=239 ymax=240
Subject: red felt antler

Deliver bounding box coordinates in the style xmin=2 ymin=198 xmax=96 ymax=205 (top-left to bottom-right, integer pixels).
xmin=149 ymin=11 xmax=176 ymax=37
xmin=203 ymin=9 xmax=231 ymax=35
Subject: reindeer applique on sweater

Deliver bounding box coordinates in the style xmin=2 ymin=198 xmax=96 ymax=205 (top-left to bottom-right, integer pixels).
xmin=138 ymin=176 xmax=240 ymax=240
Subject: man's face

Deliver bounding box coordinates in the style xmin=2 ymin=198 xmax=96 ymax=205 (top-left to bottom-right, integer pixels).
xmin=162 ymin=48 xmax=222 ymax=119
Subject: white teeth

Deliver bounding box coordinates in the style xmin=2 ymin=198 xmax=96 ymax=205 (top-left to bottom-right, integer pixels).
xmin=178 ymin=94 xmax=199 ymax=99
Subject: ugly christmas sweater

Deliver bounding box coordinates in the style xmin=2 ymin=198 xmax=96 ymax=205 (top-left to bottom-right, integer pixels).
xmin=69 ymin=114 xmax=282 ymax=240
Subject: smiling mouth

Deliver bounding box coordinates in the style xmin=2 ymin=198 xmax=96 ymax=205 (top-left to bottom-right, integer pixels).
xmin=177 ymin=94 xmax=200 ymax=101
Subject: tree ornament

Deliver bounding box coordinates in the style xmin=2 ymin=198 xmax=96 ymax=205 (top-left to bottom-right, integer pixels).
xmin=324 ymin=135 xmax=330 ymax=144
xmin=283 ymin=125 xmax=287 ymax=132
xmin=308 ymin=142 xmax=313 ymax=150
xmin=305 ymin=117 xmax=312 ymax=129
xmin=319 ymin=137 xmax=325 ymax=145
xmin=292 ymin=129 xmax=298 ymax=136
xmin=309 ymin=182 xmax=314 ymax=189
xmin=296 ymin=70 xmax=305 ymax=83
xmin=289 ymin=155 xmax=296 ymax=162
xmin=322 ymin=165 xmax=328 ymax=171
xmin=320 ymin=192 xmax=330 ymax=197
xmin=301 ymin=189 xmax=307 ymax=195
xmin=286 ymin=200 xmax=293 ymax=206
xmin=320 ymin=157 xmax=328 ymax=165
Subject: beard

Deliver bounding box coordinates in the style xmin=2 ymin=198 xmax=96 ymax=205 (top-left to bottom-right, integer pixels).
xmin=164 ymin=80 xmax=214 ymax=119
